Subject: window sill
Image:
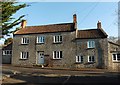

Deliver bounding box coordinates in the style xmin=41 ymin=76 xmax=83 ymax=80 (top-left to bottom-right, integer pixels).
xmin=21 ymin=43 xmax=28 ymax=45
xmin=53 ymin=42 xmax=62 ymax=44
xmin=87 ymin=48 xmax=95 ymax=49
xmin=112 ymin=61 xmax=120 ymax=63
xmin=3 ymin=54 xmax=12 ymax=56
xmin=36 ymin=43 xmax=45 ymax=45
xmin=52 ymin=58 xmax=62 ymax=60
xmin=19 ymin=59 xmax=28 ymax=60
xmin=74 ymin=62 xmax=83 ymax=64
xmin=87 ymin=62 xmax=95 ymax=64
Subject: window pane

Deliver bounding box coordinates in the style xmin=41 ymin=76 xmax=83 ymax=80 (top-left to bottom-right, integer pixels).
xmin=27 ymin=52 xmax=29 ymax=58
xmin=60 ymin=51 xmax=62 ymax=58
xmin=92 ymin=56 xmax=94 ymax=62
xmin=113 ymin=54 xmax=116 ymax=60
xmin=54 ymin=51 xmax=56 ymax=58
xmin=23 ymin=52 xmax=25 ymax=58
xmin=89 ymin=56 xmax=91 ymax=62
xmin=22 ymin=38 xmax=24 ymax=43
xmin=3 ymin=51 xmax=5 ymax=55
xmin=27 ymin=38 xmax=29 ymax=43
xmin=117 ymin=54 xmax=120 ymax=60
xmin=40 ymin=37 xmax=42 ymax=42
xmin=76 ymin=56 xmax=78 ymax=62
xmin=10 ymin=51 xmax=12 ymax=54
xmin=76 ymin=56 xmax=79 ymax=62
xmin=21 ymin=52 xmax=23 ymax=59
xmin=89 ymin=42 xmax=91 ymax=48
xmin=7 ymin=51 xmax=9 ymax=54
xmin=42 ymin=37 xmax=45 ymax=43
xmin=57 ymin=36 xmax=60 ymax=42
xmin=57 ymin=51 xmax=59 ymax=58
xmin=81 ymin=56 xmax=83 ymax=62
xmin=92 ymin=41 xmax=94 ymax=47
xmin=60 ymin=36 xmax=62 ymax=42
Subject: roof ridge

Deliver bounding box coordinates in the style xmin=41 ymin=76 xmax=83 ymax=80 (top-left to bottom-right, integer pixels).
xmin=26 ymin=22 xmax=74 ymax=27
xmin=78 ymin=29 xmax=98 ymax=31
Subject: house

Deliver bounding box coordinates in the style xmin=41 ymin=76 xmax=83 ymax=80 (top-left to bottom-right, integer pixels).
xmin=108 ymin=41 xmax=120 ymax=72
xmin=12 ymin=14 xmax=120 ymax=72
xmin=2 ymin=43 xmax=12 ymax=64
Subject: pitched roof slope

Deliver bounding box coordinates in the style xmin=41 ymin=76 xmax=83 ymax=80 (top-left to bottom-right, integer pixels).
xmin=14 ymin=23 xmax=75 ymax=35
xmin=77 ymin=29 xmax=108 ymax=39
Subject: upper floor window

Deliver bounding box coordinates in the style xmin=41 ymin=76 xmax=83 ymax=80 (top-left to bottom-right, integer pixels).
xmin=53 ymin=35 xmax=62 ymax=43
xmin=21 ymin=37 xmax=29 ymax=44
xmin=2 ymin=50 xmax=12 ymax=55
xmin=76 ymin=56 xmax=83 ymax=63
xmin=37 ymin=36 xmax=45 ymax=44
xmin=88 ymin=56 xmax=95 ymax=63
xmin=20 ymin=52 xmax=29 ymax=59
xmin=87 ymin=41 xmax=95 ymax=48
xmin=112 ymin=53 xmax=120 ymax=62
xmin=53 ymin=51 xmax=62 ymax=59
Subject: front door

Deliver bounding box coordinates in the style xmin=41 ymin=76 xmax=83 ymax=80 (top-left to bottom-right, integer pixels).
xmin=37 ymin=51 xmax=44 ymax=64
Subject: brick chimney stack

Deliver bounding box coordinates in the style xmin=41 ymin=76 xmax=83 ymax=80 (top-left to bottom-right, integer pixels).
xmin=21 ymin=20 xmax=27 ymax=28
xmin=73 ymin=14 xmax=77 ymax=29
xmin=97 ymin=21 xmax=102 ymax=29
xmin=73 ymin=14 xmax=78 ymax=38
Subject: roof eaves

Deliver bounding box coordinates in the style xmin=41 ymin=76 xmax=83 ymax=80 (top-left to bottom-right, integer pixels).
xmin=14 ymin=30 xmax=75 ymax=35
xmin=108 ymin=41 xmax=120 ymax=46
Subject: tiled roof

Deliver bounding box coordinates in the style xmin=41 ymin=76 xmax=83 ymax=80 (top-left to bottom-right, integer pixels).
xmin=77 ymin=29 xmax=108 ymax=39
xmin=2 ymin=42 xmax=12 ymax=50
xmin=14 ymin=23 xmax=75 ymax=35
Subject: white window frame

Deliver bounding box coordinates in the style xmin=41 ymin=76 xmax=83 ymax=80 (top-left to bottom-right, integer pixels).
xmin=53 ymin=51 xmax=62 ymax=59
xmin=112 ymin=53 xmax=120 ymax=62
xmin=76 ymin=56 xmax=83 ymax=63
xmin=2 ymin=50 xmax=12 ymax=55
xmin=53 ymin=35 xmax=62 ymax=43
xmin=37 ymin=36 xmax=45 ymax=43
xmin=20 ymin=52 xmax=29 ymax=59
xmin=87 ymin=41 xmax=95 ymax=48
xmin=21 ymin=37 xmax=29 ymax=44
xmin=88 ymin=56 xmax=95 ymax=63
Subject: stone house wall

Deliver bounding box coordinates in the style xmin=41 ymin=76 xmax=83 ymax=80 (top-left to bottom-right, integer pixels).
xmin=75 ymin=38 xmax=108 ymax=69
xmin=12 ymin=31 xmax=77 ymax=68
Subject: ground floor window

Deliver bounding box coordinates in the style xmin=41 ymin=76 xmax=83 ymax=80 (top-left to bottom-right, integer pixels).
xmin=20 ymin=52 xmax=29 ymax=59
xmin=112 ymin=53 xmax=120 ymax=61
xmin=76 ymin=56 xmax=83 ymax=63
xmin=2 ymin=50 xmax=12 ymax=55
xmin=88 ymin=56 xmax=95 ymax=63
xmin=53 ymin=51 xmax=62 ymax=59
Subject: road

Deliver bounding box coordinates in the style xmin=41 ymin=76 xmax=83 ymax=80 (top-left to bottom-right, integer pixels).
xmin=1 ymin=65 xmax=120 ymax=85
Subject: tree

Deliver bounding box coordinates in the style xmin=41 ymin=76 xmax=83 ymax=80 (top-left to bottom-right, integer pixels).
xmin=0 ymin=0 xmax=27 ymax=38
xmin=108 ymin=36 xmax=118 ymax=43
xmin=4 ymin=37 xmax=13 ymax=45
xmin=108 ymin=36 xmax=117 ymax=42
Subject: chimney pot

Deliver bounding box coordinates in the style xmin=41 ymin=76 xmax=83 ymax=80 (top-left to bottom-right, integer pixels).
xmin=73 ymin=14 xmax=77 ymax=23
xmin=21 ymin=20 xmax=27 ymax=28
xmin=97 ymin=21 xmax=102 ymax=29
xmin=73 ymin=14 xmax=77 ymax=29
